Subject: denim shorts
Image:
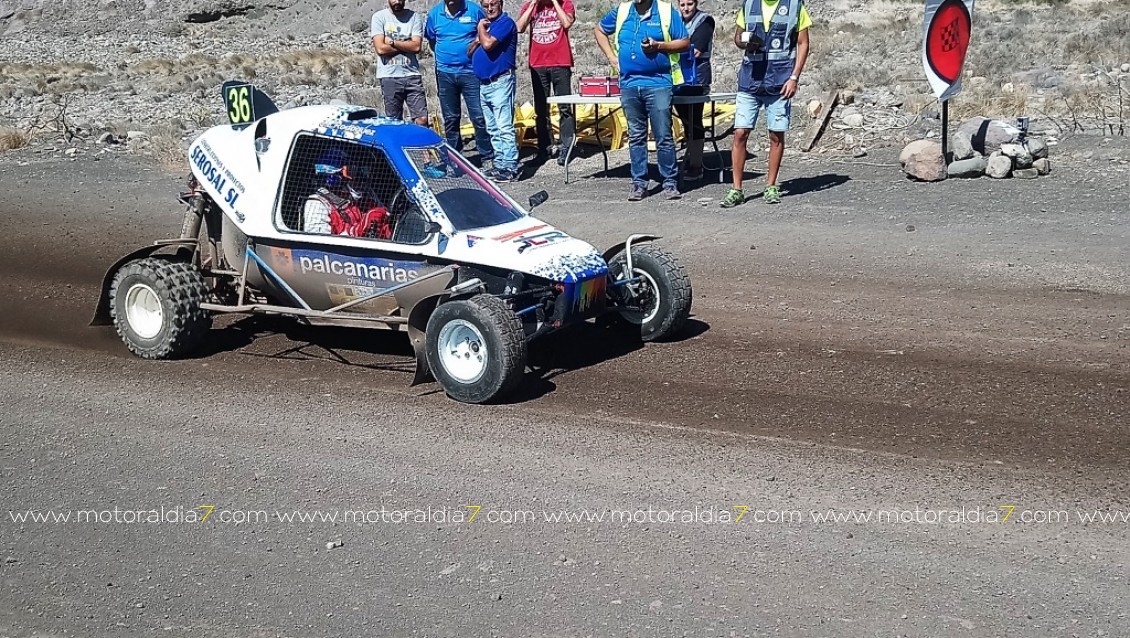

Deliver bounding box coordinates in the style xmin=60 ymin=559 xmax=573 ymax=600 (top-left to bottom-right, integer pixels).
xmin=735 ymin=92 xmax=792 ymax=132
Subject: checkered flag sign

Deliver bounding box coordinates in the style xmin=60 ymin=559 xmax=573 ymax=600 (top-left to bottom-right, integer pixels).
xmin=922 ymin=0 xmax=974 ymax=100
xmin=940 ymin=17 xmax=962 ymax=52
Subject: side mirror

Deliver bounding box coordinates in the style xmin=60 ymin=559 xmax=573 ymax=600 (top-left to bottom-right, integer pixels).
xmin=528 ymin=190 xmax=550 ymax=210
xmin=425 ymin=221 xmax=443 ymax=235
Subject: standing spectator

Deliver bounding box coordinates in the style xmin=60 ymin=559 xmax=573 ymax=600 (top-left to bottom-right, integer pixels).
xmin=426 ymin=0 xmax=496 ymax=166
xmin=470 ymin=0 xmax=520 ymax=182
xmin=594 ymin=0 xmax=690 ymax=201
xmin=371 ymin=0 xmax=428 ymax=126
xmin=674 ymin=0 xmax=714 ymax=182
xmin=516 ymin=0 xmax=576 ymax=166
xmin=720 ymin=0 xmax=811 ymax=207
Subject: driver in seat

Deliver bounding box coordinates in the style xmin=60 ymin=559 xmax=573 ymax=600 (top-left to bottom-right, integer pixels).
xmin=303 ymin=149 xmax=392 ymax=239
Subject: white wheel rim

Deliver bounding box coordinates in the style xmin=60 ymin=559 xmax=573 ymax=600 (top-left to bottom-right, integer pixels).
xmin=438 ymin=319 xmax=488 ymax=384
xmin=618 ymin=268 xmax=661 ymax=325
xmin=124 ymin=283 xmax=164 ymax=339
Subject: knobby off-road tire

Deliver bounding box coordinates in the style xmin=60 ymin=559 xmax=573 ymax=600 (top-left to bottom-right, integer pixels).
xmin=425 ymin=294 xmax=528 ymax=404
xmin=608 ymin=244 xmax=693 ymax=342
xmin=109 ymin=258 xmax=212 ymax=359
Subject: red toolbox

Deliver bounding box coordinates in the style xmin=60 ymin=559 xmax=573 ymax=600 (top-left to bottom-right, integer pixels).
xmin=579 ymin=76 xmax=620 ymax=97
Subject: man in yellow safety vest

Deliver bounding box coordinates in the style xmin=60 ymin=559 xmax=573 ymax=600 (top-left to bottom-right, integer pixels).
xmin=595 ymin=0 xmax=689 ymax=201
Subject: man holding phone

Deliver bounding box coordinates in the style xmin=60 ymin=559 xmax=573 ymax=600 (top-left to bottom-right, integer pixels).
xmin=721 ymin=0 xmax=811 ymax=208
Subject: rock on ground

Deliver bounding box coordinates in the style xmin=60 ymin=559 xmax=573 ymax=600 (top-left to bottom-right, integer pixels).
xmin=947 ymin=156 xmax=986 ymax=178
xmin=1034 ymin=157 xmax=1052 ymax=175
xmin=1013 ymin=167 xmax=1040 ymax=179
xmin=900 ymin=140 xmax=947 ymax=182
xmin=958 ymin=117 xmax=1021 ymax=156
xmin=950 ymin=132 xmax=975 ymax=161
xmin=986 ymin=153 xmax=1013 ymax=179
xmin=1000 ymin=143 xmax=1034 ymax=169
xmin=1025 ymin=137 xmax=1049 ymax=159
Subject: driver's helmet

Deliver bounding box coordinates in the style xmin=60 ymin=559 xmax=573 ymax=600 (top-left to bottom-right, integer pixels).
xmin=314 ymin=148 xmax=352 ymax=187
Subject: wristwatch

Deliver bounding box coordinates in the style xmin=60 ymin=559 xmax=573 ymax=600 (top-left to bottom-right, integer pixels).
xmin=788 ymin=75 xmax=799 ymax=82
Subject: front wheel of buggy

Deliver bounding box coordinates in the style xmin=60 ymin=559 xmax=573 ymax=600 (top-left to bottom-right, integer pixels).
xmin=426 ymin=295 xmax=527 ymax=404
xmin=109 ymin=258 xmax=211 ymax=359
xmin=607 ymin=244 xmax=693 ymax=342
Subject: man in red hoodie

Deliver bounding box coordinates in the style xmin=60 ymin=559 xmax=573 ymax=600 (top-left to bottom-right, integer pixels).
xmin=516 ymin=0 xmax=576 ymax=166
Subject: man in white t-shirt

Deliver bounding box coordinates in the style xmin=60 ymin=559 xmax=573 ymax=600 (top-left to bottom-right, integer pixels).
xmin=371 ymin=0 xmax=429 ymax=125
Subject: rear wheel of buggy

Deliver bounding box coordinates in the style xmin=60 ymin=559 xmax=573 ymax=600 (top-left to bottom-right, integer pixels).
xmin=110 ymin=258 xmax=212 ymax=359
xmin=425 ymin=295 xmax=527 ymax=404
xmin=607 ymin=244 xmax=692 ymax=342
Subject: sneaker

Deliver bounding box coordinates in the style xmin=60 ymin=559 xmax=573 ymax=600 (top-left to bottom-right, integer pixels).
xmin=663 ymin=185 xmax=682 ymax=200
xmin=627 ymin=184 xmax=647 ymax=201
xmin=720 ymin=188 xmax=745 ymax=208
xmin=481 ymin=166 xmax=499 ymax=179
xmin=492 ymin=169 xmax=516 ymax=183
xmin=683 ymin=166 xmax=704 ymax=182
xmin=762 ymin=184 xmax=782 ymax=204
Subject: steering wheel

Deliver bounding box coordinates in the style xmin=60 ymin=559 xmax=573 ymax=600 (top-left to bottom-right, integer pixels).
xmin=389 ymin=187 xmax=412 ymax=217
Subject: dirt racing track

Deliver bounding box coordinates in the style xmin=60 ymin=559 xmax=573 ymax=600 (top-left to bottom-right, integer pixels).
xmin=1 ymin=149 xmax=1128 ymax=636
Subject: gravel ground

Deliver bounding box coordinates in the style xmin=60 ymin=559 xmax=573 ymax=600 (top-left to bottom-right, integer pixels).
xmin=0 ymin=139 xmax=1127 ymax=635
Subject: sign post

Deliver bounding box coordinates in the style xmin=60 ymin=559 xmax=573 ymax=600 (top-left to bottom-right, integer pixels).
xmin=922 ymin=0 xmax=974 ymax=161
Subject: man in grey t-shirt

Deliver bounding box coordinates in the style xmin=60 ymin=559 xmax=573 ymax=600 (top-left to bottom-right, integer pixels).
xmin=371 ymin=0 xmax=429 ymax=125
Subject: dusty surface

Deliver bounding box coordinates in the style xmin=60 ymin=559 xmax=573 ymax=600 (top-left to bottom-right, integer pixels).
xmin=1 ymin=145 xmax=1128 ymax=636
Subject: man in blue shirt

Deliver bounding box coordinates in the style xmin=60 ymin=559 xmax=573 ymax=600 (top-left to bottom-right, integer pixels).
xmin=470 ymin=0 xmax=520 ymax=182
xmin=426 ymin=0 xmax=496 ymax=166
xmin=595 ymin=0 xmax=689 ymax=201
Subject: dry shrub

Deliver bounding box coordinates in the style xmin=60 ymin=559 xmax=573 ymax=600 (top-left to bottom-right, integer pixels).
xmin=952 ymin=82 xmax=1031 ymax=122
xmin=131 ymin=59 xmax=177 ymax=76
xmin=146 ymin=122 xmax=188 ymax=172
xmin=344 ymin=87 xmax=383 ymax=108
xmin=342 ymin=55 xmax=372 ymax=81
xmin=0 ymin=127 xmax=32 ymax=152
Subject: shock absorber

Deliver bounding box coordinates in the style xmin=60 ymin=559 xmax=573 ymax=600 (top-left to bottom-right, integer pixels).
xmin=179 ymin=177 xmax=205 ymax=241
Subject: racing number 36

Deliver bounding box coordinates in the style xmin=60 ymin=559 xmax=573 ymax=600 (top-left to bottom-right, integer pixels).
xmin=226 ymin=85 xmax=253 ymax=124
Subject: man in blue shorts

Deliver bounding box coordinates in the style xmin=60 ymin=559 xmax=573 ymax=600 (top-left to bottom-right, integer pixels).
xmin=720 ymin=0 xmax=811 ymax=207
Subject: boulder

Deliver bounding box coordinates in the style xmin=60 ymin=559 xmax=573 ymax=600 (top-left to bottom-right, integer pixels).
xmin=950 ymin=131 xmax=975 ymax=161
xmin=986 ymin=153 xmax=1013 ymax=179
xmin=806 ymin=99 xmax=822 ymax=118
xmin=1000 ymin=143 xmax=1033 ymax=168
xmin=958 ymin=117 xmax=1021 ymax=155
xmin=1013 ymin=168 xmax=1039 ymax=179
xmin=1025 ymin=136 xmax=1048 ymax=159
xmin=900 ymin=140 xmax=947 ymax=181
xmin=1033 ymin=158 xmax=1052 ymax=175
xmin=947 ymin=156 xmax=987 ymax=178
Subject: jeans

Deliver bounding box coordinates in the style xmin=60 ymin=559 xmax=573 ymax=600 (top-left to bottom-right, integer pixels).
xmin=530 ymin=66 xmax=575 ymax=153
xmin=619 ymin=83 xmax=676 ymax=189
xmin=480 ymin=72 xmax=518 ymax=173
xmin=436 ymin=70 xmax=494 ymax=160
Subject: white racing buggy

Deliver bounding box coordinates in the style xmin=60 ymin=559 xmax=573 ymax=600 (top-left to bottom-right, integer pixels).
xmin=91 ymin=83 xmax=693 ymax=403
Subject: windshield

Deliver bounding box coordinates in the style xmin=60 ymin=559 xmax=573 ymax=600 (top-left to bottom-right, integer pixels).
xmin=405 ymin=146 xmax=525 ymax=232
